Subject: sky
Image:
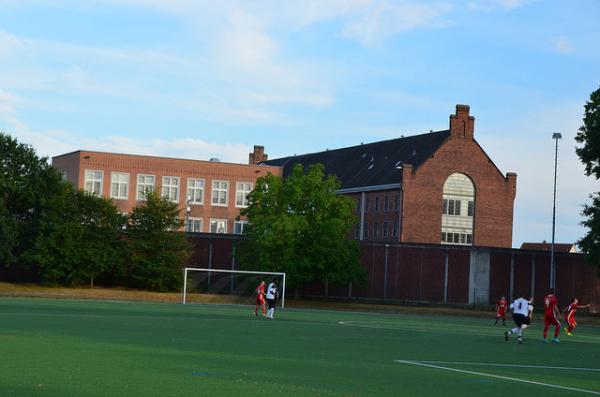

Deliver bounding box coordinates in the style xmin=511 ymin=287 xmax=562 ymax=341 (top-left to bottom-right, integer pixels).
xmin=0 ymin=0 xmax=599 ymax=247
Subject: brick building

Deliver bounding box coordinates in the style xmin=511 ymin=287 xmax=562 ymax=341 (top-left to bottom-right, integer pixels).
xmin=52 ymin=150 xmax=281 ymax=234
xmin=259 ymin=105 xmax=517 ymax=248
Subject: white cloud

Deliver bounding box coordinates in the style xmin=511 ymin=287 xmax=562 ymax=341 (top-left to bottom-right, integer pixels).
xmin=342 ymin=1 xmax=453 ymax=46
xmin=551 ymin=36 xmax=575 ymax=54
xmin=467 ymin=0 xmax=535 ymax=11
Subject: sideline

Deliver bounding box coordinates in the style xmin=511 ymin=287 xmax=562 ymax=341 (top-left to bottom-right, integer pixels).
xmin=394 ymin=360 xmax=600 ymax=395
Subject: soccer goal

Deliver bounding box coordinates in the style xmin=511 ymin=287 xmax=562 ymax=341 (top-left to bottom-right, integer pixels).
xmin=182 ymin=268 xmax=286 ymax=308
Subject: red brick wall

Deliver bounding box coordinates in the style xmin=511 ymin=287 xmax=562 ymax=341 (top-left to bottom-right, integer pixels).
xmin=401 ymin=106 xmax=516 ymax=248
xmin=52 ymin=151 xmax=282 ymax=233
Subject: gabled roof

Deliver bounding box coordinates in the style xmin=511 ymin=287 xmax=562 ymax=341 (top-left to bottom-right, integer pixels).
xmin=261 ymin=130 xmax=451 ymax=190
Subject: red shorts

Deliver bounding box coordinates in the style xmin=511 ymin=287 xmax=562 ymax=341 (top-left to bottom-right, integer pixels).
xmin=496 ymin=309 xmax=506 ymax=317
xmin=256 ymin=296 xmax=265 ymax=305
xmin=544 ymin=313 xmax=560 ymax=327
xmin=565 ymin=313 xmax=576 ymax=327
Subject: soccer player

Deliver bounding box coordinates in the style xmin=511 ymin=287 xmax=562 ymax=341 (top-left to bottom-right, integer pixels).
xmin=520 ymin=297 xmax=534 ymax=333
xmin=253 ymin=280 xmax=266 ymax=317
xmin=542 ymin=288 xmax=561 ymax=343
xmin=265 ymin=279 xmax=278 ymax=319
xmin=494 ymin=296 xmax=508 ymax=325
xmin=505 ymin=294 xmax=529 ymax=344
xmin=563 ymin=297 xmax=590 ymax=336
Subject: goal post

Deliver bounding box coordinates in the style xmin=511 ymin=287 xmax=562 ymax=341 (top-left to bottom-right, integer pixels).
xmin=182 ymin=268 xmax=286 ymax=308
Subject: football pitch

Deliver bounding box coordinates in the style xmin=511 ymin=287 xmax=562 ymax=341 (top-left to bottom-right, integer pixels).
xmin=1 ymin=298 xmax=600 ymax=397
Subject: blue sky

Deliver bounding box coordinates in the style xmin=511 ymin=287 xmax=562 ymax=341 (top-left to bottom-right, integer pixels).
xmin=0 ymin=0 xmax=598 ymax=247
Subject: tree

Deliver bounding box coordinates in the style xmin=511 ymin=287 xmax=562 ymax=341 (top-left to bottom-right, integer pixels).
xmin=238 ymin=163 xmax=365 ymax=292
xmin=127 ymin=191 xmax=190 ymax=291
xmin=575 ymin=86 xmax=600 ymax=271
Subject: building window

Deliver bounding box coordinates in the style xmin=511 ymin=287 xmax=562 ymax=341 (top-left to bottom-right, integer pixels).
xmin=384 ymin=195 xmax=389 ymax=211
xmin=365 ymin=198 xmax=370 ymax=213
xmin=210 ymin=219 xmax=227 ymax=234
xmin=162 ymin=176 xmax=180 ymax=202
xmin=383 ymin=221 xmax=388 ymax=237
xmin=235 ymin=182 xmax=253 ymax=207
xmin=356 ymin=198 xmax=361 ymax=213
xmin=211 ymin=180 xmax=228 ymax=206
xmin=187 ymin=178 xmax=204 ymax=205
xmin=364 ymin=222 xmax=369 ymax=238
xmin=443 ymin=199 xmax=461 ymax=216
xmin=234 ymin=220 xmax=248 ymax=234
xmin=394 ymin=194 xmax=399 ymax=210
xmin=375 ymin=196 xmax=380 ymax=211
xmin=373 ymin=222 xmax=379 ymax=238
xmin=392 ymin=221 xmax=398 ymax=237
xmin=441 ymin=173 xmax=475 ymax=246
xmin=137 ymin=174 xmax=155 ymax=200
xmin=186 ymin=217 xmax=203 ymax=233
xmin=61 ymin=171 xmax=68 ymax=181
xmin=110 ymin=172 xmax=129 ymax=199
xmin=354 ymin=224 xmax=360 ymax=239
xmin=84 ymin=170 xmax=103 ymax=196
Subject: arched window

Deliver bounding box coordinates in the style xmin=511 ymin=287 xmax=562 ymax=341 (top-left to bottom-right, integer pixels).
xmin=441 ymin=173 xmax=474 ymax=245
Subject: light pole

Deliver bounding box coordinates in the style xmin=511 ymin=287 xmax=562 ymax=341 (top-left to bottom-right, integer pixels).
xmin=550 ymin=132 xmax=562 ymax=289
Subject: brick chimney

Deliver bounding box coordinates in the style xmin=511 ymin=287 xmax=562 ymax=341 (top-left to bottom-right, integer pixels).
xmin=249 ymin=145 xmax=268 ymax=164
xmin=449 ymin=104 xmax=475 ymax=140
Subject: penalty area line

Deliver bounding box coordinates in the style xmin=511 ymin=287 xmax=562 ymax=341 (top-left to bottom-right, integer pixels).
xmin=394 ymin=360 xmax=600 ymax=396
xmin=410 ymin=360 xmax=600 ymax=372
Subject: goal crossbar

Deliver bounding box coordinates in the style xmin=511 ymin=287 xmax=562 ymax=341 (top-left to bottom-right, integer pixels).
xmin=182 ymin=267 xmax=286 ymax=308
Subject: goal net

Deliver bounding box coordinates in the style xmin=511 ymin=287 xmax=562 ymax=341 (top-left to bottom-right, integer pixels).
xmin=182 ymin=268 xmax=286 ymax=308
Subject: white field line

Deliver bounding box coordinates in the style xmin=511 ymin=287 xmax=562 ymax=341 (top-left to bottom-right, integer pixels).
xmin=338 ymin=321 xmax=600 ymax=344
xmin=395 ymin=360 xmax=600 ymax=395
xmin=402 ymin=360 xmax=600 ymax=372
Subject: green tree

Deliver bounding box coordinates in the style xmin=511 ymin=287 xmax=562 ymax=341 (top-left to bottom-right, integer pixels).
xmin=239 ymin=163 xmax=365 ymax=292
xmin=127 ymin=191 xmax=190 ymax=291
xmin=575 ymin=86 xmax=600 ymax=270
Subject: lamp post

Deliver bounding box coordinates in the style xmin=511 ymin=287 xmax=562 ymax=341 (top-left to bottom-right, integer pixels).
xmin=550 ymin=133 xmax=562 ymax=289
xmin=185 ymin=196 xmax=191 ymax=232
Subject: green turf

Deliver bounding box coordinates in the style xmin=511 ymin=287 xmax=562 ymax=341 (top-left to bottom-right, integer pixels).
xmin=1 ymin=298 xmax=600 ymax=397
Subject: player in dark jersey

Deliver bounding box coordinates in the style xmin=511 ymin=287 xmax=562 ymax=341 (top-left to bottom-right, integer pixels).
xmin=542 ymin=288 xmax=561 ymax=343
xmin=563 ymin=297 xmax=590 ymax=336
xmin=495 ymin=296 xmax=508 ymax=325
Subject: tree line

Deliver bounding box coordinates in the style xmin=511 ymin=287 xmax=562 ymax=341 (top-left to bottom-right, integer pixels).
xmin=1 ymin=132 xmax=189 ymax=291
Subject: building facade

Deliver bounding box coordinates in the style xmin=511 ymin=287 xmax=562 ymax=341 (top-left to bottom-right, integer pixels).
xmin=52 ymin=150 xmax=281 ymax=234
xmin=259 ymin=105 xmax=517 ymax=248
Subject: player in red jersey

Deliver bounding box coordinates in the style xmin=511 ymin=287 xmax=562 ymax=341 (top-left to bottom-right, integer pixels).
xmin=494 ymin=296 xmax=508 ymax=325
xmin=563 ymin=297 xmax=590 ymax=336
xmin=253 ymin=281 xmax=266 ymax=317
xmin=542 ymin=288 xmax=561 ymax=343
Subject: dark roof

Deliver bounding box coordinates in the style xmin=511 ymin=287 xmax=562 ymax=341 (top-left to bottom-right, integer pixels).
xmin=520 ymin=242 xmax=577 ymax=253
xmin=261 ymin=130 xmax=451 ymax=190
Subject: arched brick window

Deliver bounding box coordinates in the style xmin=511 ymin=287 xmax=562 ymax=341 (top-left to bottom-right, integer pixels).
xmin=441 ymin=173 xmax=474 ymax=245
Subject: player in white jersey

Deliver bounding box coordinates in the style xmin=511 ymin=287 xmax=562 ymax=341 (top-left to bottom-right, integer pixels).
xmin=505 ymin=294 xmax=530 ymax=344
xmin=265 ymin=279 xmax=278 ymax=319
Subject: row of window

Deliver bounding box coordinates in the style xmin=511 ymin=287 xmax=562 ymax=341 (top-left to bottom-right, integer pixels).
xmin=356 ymin=194 xmax=400 ymax=213
xmin=355 ymin=221 xmax=399 ymax=239
xmin=441 ymin=232 xmax=473 ymax=245
xmin=84 ymin=170 xmax=253 ymax=207
xmin=442 ymin=199 xmax=474 ymax=217
xmin=186 ymin=218 xmax=249 ymax=234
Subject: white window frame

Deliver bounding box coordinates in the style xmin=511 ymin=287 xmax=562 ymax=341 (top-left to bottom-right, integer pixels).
xmin=186 ymin=217 xmax=203 ymax=233
xmin=110 ymin=172 xmax=129 ymax=200
xmin=235 ymin=182 xmax=253 ymax=208
xmin=162 ymin=176 xmax=180 ymax=203
xmin=84 ymin=169 xmax=103 ymax=196
xmin=187 ymin=178 xmax=205 ymax=205
xmin=234 ymin=220 xmax=248 ymax=234
xmin=209 ymin=219 xmax=228 ymax=234
xmin=211 ymin=180 xmax=229 ymax=207
xmin=137 ymin=174 xmax=155 ymax=200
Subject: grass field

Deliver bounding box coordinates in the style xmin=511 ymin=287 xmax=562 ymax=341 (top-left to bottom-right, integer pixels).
xmin=1 ymin=297 xmax=600 ymax=397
